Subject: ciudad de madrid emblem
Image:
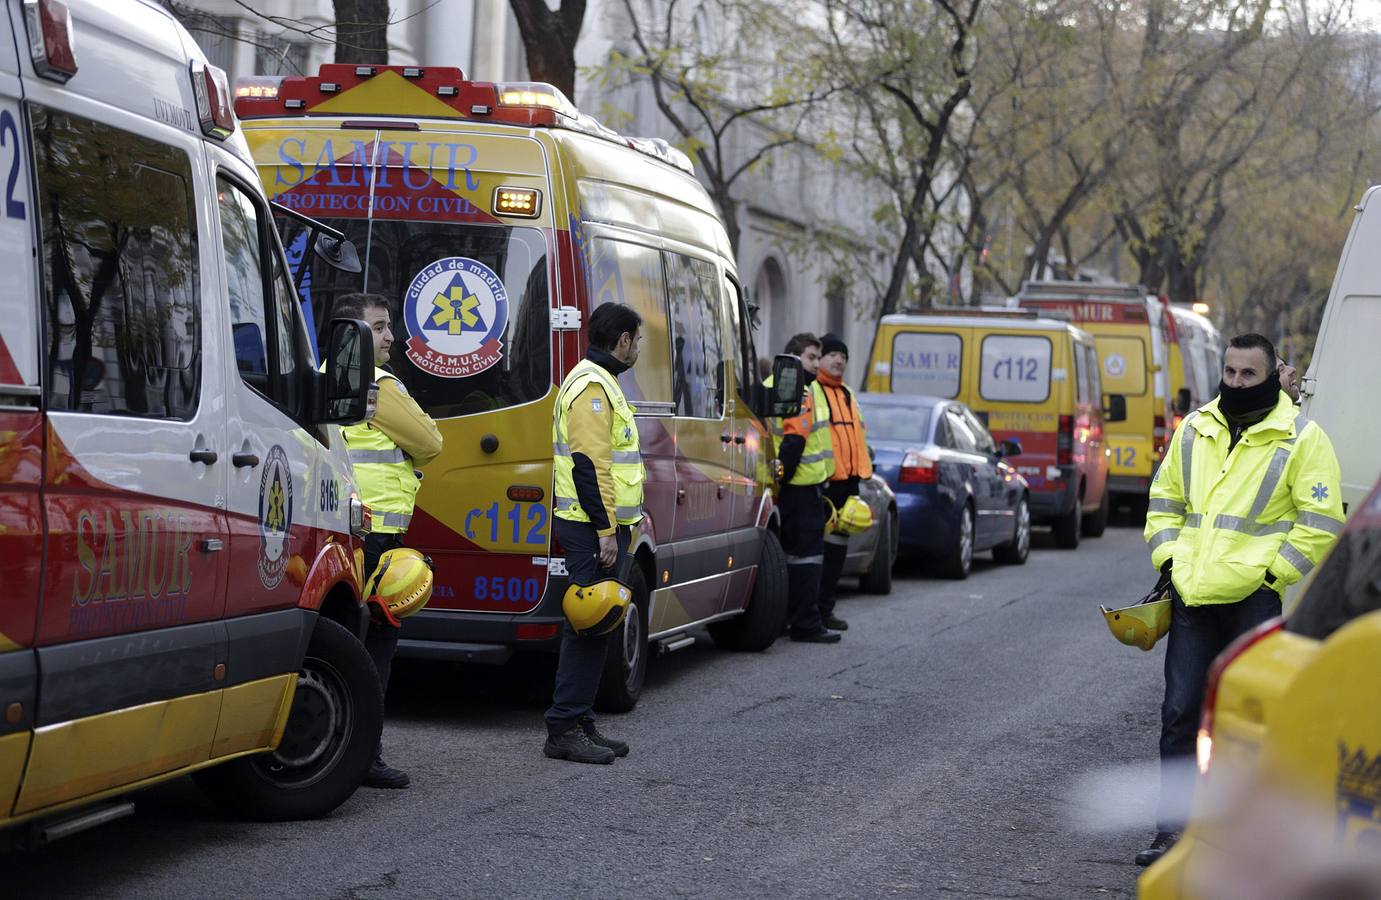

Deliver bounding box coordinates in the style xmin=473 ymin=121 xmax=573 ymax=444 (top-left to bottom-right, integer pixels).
xmin=258 ymin=444 xmax=294 ymax=589
xmin=403 ymin=256 xmax=508 ymax=378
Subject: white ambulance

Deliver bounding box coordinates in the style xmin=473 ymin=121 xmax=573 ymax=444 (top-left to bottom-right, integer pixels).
xmin=0 ymin=0 xmax=380 ymax=842
xmin=1300 ymin=185 xmax=1381 ymax=512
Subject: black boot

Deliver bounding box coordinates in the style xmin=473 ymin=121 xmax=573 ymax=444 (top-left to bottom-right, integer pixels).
xmin=823 ymin=614 xmax=849 ymax=631
xmin=1135 ymin=831 xmax=1178 ymax=867
xmin=579 ymin=715 xmax=629 ymax=758
xmin=363 ymin=753 xmax=410 ymax=789
xmin=544 ymin=725 xmax=616 ymax=764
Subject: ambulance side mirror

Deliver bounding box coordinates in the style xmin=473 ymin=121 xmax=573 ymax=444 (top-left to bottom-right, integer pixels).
xmin=1175 ymin=387 xmax=1192 ymax=415
xmin=1104 ymin=393 xmax=1128 ymax=424
xmin=769 ymin=354 xmax=803 ymax=419
xmin=315 ymin=318 xmax=375 ymax=425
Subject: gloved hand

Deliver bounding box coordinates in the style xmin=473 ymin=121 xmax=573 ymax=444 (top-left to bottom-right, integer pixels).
xmin=1155 ymin=559 xmax=1173 ymax=593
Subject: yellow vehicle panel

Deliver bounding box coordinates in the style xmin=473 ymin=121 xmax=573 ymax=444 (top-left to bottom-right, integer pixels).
xmin=1085 ymin=325 xmax=1156 ymax=479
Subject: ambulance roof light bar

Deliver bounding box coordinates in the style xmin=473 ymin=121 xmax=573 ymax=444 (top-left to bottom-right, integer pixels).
xmin=232 ymin=65 xmax=697 ymax=176
xmin=23 ymin=0 xmax=77 ymax=83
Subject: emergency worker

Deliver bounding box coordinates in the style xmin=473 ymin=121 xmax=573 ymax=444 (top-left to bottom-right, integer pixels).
xmin=545 ymin=302 xmax=646 ymax=764
xmin=1136 ymin=333 xmax=1343 ymax=866
xmin=334 ymin=292 xmax=444 ymax=790
xmin=773 ymin=333 xmax=841 ymax=643
xmin=815 ymin=333 xmax=872 ymax=632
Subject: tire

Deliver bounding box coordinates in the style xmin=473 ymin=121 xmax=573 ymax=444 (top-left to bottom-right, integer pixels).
xmin=594 ymin=564 xmax=650 ymax=713
xmin=1052 ymin=488 xmax=1082 ymax=549
xmin=859 ymin=511 xmax=895 ymax=594
xmin=940 ymin=504 xmax=975 ymax=579
xmin=1082 ymin=487 xmax=1110 ymax=538
xmin=993 ymin=497 xmax=1031 ymax=565
xmin=710 ymin=529 xmax=788 ymax=650
xmin=193 ymin=617 xmax=382 ymax=821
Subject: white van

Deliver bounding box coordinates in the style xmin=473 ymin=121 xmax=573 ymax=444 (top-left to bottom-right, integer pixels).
xmin=0 ymin=0 xmax=379 ymax=842
xmin=1300 ymin=185 xmax=1381 ymax=512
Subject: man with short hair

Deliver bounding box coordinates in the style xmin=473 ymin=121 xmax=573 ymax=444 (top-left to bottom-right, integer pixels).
xmin=815 ymin=333 xmax=872 ymax=632
xmin=545 ymin=302 xmax=645 ymax=764
xmin=1277 ymin=356 xmax=1300 ymax=403
xmin=773 ymin=333 xmax=841 ymax=643
xmin=1136 ymin=332 xmax=1344 ymax=866
xmin=333 ymin=292 xmax=444 ymax=790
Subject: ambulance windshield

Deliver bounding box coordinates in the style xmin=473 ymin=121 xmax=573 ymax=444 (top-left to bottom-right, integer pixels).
xmin=280 ymin=218 xmax=551 ymax=418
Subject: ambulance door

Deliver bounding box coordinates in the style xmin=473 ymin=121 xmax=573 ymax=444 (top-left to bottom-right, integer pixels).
xmin=665 ymin=250 xmax=730 ymax=621
xmin=214 ymin=170 xmax=326 ymax=620
xmin=0 ymin=6 xmax=39 ymax=816
xmin=18 ymin=99 xmax=230 ymax=813
xmin=719 ymin=272 xmax=759 ymax=613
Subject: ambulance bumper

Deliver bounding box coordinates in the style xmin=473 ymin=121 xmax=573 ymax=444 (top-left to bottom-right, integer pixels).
xmin=396 ymin=610 xmax=566 ymax=664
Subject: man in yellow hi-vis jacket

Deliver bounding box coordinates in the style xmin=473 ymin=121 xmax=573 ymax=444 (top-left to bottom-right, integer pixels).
xmin=1136 ymin=333 xmax=1344 ymax=866
xmin=335 ymin=293 xmax=443 ymax=790
xmin=546 ymin=302 xmax=645 ymax=765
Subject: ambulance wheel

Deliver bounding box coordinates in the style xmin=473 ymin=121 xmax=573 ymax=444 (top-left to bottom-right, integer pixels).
xmin=859 ymin=511 xmax=895 ymax=594
xmin=193 ymin=617 xmax=382 ymax=821
xmin=711 ymin=528 xmax=788 ymax=649
xmin=940 ymin=504 xmax=974 ymax=579
xmin=994 ymin=497 xmax=1030 ymax=565
xmin=595 ymin=564 xmax=650 ymax=713
xmin=1082 ymin=487 xmax=1110 ymax=538
xmin=1053 ymin=492 xmax=1082 ymax=549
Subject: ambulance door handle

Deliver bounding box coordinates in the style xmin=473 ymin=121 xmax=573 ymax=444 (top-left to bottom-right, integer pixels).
xmin=233 ymin=452 xmax=260 ymax=468
xmin=189 ymin=449 xmax=218 ymax=465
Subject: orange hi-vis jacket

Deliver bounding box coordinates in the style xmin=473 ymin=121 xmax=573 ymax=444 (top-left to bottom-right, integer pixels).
xmin=816 ymin=369 xmax=873 ymax=481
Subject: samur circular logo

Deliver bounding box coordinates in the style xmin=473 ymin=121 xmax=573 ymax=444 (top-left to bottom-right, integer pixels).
xmin=258 ymin=444 xmax=294 ymax=590
xmin=403 ymin=256 xmax=508 ymax=378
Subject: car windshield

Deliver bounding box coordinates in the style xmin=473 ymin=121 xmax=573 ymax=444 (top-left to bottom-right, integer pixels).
xmin=857 ymin=401 xmax=932 ymax=443
xmin=278 ymin=218 xmax=551 ymax=419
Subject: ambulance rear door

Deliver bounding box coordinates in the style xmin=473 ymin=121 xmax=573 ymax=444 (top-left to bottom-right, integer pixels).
xmin=0 ymin=0 xmax=39 ymax=818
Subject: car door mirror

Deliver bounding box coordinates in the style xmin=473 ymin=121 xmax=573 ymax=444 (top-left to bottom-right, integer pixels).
xmin=768 ymin=354 xmax=803 ymax=418
xmin=997 ymin=438 xmax=1022 ymax=458
xmin=1175 ymin=387 xmax=1192 ymax=415
xmin=314 ymin=318 xmax=375 ymax=425
xmin=1104 ymin=393 xmax=1128 ymax=423
xmin=314 ymin=232 xmax=361 ymax=273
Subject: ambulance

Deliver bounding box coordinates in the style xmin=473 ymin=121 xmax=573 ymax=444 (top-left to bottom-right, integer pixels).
xmin=0 ymin=0 xmax=381 ymax=842
xmin=1015 ymin=281 xmax=1174 ymax=503
xmin=864 ymin=308 xmax=1119 ymax=548
xmin=233 ymin=65 xmax=803 ymax=712
xmin=1163 ymin=303 xmax=1222 ymax=430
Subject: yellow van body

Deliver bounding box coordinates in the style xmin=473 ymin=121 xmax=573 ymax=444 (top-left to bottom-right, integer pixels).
xmin=865 ymin=310 xmax=1111 ymax=542
xmin=1017 ymin=282 xmax=1174 ymax=500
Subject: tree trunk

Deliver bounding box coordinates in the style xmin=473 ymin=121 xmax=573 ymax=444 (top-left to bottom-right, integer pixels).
xmin=333 ymin=0 xmax=389 ymax=64
xmin=508 ymin=0 xmax=587 ymax=103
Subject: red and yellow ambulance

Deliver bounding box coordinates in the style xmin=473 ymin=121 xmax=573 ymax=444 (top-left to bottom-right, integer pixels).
xmin=234 ymin=65 xmax=798 ymax=711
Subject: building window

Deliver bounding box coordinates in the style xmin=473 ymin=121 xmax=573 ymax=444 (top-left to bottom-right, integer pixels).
xmin=256 ymin=32 xmax=309 ymax=76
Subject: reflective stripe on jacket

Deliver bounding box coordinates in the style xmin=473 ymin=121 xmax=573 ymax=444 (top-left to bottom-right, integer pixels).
xmin=1145 ymin=392 xmax=1345 ymax=605
xmin=775 ymin=381 xmax=835 ymax=485
xmin=343 ymin=367 xmax=419 ymax=534
xmin=553 ymin=358 xmax=645 ymax=527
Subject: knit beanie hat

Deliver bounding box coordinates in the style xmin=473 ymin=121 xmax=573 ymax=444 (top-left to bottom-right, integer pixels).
xmin=820 ymin=333 xmax=849 ymax=358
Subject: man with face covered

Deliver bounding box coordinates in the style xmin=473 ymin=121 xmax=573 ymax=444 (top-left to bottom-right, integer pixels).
xmin=1135 ymin=333 xmax=1344 ymax=866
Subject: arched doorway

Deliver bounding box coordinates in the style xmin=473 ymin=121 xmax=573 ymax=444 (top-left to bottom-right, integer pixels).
xmin=753 ymin=256 xmax=788 ymax=359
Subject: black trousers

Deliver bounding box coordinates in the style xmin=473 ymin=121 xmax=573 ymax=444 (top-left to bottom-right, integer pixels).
xmin=544 ymin=518 xmax=631 ymax=736
xmin=363 ymin=531 xmax=406 ymax=696
xmin=818 ymin=477 xmax=860 ymax=619
xmin=779 ymin=483 xmax=827 ymax=636
xmin=1156 ymin=585 xmax=1281 ymax=830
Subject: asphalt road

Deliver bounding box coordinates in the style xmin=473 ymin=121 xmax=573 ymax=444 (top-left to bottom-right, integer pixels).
xmin=3 ymin=517 xmax=1170 ymax=898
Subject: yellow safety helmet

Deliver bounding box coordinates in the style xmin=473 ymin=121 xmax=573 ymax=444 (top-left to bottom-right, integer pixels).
xmin=563 ymin=578 xmax=631 ymax=637
xmin=1100 ymin=586 xmax=1172 ymax=651
xmin=364 ymin=548 xmax=434 ymax=627
xmin=835 ymin=495 xmax=874 ymax=536
xmin=822 ymin=497 xmax=839 ymax=535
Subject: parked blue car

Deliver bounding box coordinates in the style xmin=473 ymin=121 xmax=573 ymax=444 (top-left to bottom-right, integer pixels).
xmin=856 ymin=393 xmax=1031 ymax=579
